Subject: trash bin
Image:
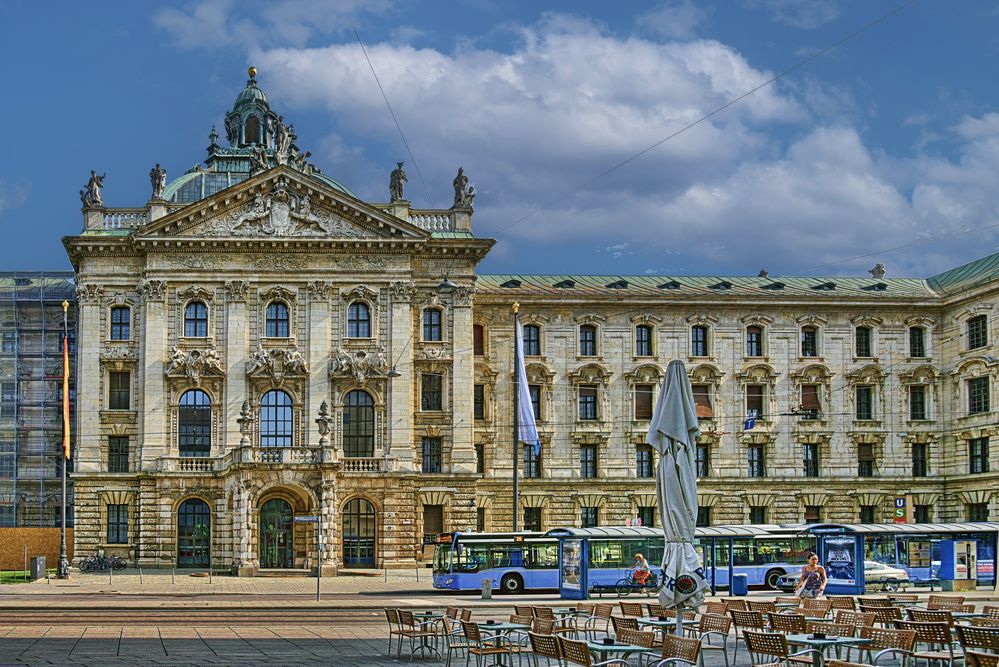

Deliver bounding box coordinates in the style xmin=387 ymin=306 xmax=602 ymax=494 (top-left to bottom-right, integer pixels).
xmin=731 ymin=573 xmax=749 ymax=596
xmin=481 ymin=578 xmax=493 ymax=600
xmin=30 ymin=556 xmax=45 ymax=580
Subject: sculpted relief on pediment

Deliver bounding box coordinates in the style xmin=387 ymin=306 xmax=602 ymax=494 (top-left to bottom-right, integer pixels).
xmin=201 ymin=177 xmax=368 ymax=238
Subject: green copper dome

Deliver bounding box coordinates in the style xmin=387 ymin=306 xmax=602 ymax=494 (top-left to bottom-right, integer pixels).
xmin=234 ymin=77 xmax=269 ymax=108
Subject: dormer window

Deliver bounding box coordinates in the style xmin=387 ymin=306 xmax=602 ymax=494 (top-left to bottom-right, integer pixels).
xmin=813 ymin=282 xmax=836 ymax=291
xmin=265 ymin=302 xmax=290 ymax=338
xmin=606 ymin=280 xmax=628 ymax=289
xmin=554 ymin=280 xmax=575 ymax=289
xmin=245 ymin=115 xmax=261 ymax=144
xmin=658 ymin=281 xmax=681 ymax=290
xmin=500 ymin=279 xmax=521 ymax=288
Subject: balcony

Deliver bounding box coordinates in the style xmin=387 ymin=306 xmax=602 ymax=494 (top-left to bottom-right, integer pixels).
xmin=342 ymin=457 xmax=386 ymax=473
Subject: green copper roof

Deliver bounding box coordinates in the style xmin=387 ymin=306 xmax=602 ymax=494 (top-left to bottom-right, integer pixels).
xmin=476 ymin=274 xmax=937 ymax=299
xmin=928 ymin=251 xmax=999 ymax=294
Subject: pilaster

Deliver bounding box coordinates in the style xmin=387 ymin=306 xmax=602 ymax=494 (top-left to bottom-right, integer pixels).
xmin=307 ymin=281 xmax=332 ymax=446
xmin=450 ymin=286 xmax=476 ymax=471
xmin=224 ymin=281 xmax=249 ymax=453
xmin=75 ymin=284 xmax=103 ymax=473
xmin=140 ymin=284 xmax=167 ymax=463
xmin=388 ymin=281 xmax=415 ymax=468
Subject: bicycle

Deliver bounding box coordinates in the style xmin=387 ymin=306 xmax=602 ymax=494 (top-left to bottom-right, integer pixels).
xmin=79 ymin=554 xmax=127 ymax=573
xmin=615 ymin=570 xmax=661 ymax=597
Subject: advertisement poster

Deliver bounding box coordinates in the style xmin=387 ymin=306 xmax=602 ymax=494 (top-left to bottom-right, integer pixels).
xmin=562 ymin=540 xmax=582 ymax=590
xmin=824 ymin=536 xmax=857 ymax=585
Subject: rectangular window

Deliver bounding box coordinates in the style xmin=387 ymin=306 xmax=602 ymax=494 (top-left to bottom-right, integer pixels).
xmin=696 ymin=445 xmax=709 ymax=478
xmin=696 ymin=507 xmax=711 ymax=528
xmin=0 ymin=442 xmax=15 ymax=478
xmin=859 ymin=505 xmax=876 ymax=524
xmin=475 ymin=443 xmax=484 ymax=475
xmin=422 ymin=309 xmax=442 ymax=341
xmin=803 ymin=443 xmax=820 ymax=478
xmin=1 ymin=332 xmax=15 ymax=353
xmin=1 ymin=382 xmax=15 ymax=402
xmin=749 ymin=506 xmax=767 ymax=525
xmin=968 ymin=377 xmax=990 ymax=414
xmin=691 ymin=326 xmax=708 ymax=357
xmin=637 ymin=506 xmax=655 ymax=528
xmin=800 ymin=384 xmax=820 ymax=418
xmin=523 ymin=325 xmax=540 ymax=357
xmin=529 ymin=385 xmax=541 ymax=420
xmin=746 ymin=326 xmax=763 ymax=357
xmin=524 ymin=507 xmax=542 ymax=532
xmin=969 ymin=437 xmax=990 ymax=474
xmin=580 ymin=506 xmax=598 ymax=528
xmin=473 ymin=324 xmax=484 ymax=356
xmin=523 ymin=445 xmax=541 ymax=479
xmin=580 ymin=445 xmax=597 ymax=478
xmin=855 ymin=385 xmax=874 ymax=420
xmin=855 ymin=326 xmax=873 ymax=357
xmin=801 ymin=327 xmax=818 ymax=357
xmin=107 ymin=504 xmax=128 ymax=544
xmin=422 ymin=504 xmax=444 ymax=542
xmin=914 ymin=505 xmax=930 ymax=523
xmin=109 ymin=371 xmax=130 ymax=410
xmin=421 ymin=437 xmax=442 ymax=473
xmin=110 ymin=307 xmax=130 ymax=341
xmin=909 ymin=327 xmax=926 ymax=358
xmin=804 ymin=506 xmax=822 ymax=524
xmin=692 ymin=384 xmax=712 ymax=419
xmin=968 ymin=315 xmax=988 ymax=350
xmin=858 ymin=443 xmax=875 ymax=478
xmin=634 ymin=384 xmax=653 ymax=420
xmin=579 ymin=326 xmax=596 ymax=356
xmin=420 ymin=374 xmax=442 ymax=411
xmin=909 ymin=385 xmax=927 ymax=420
xmin=578 ymin=385 xmax=597 ymax=420
xmin=473 ymin=384 xmax=485 ymax=420
xmin=108 ymin=436 xmax=129 ymax=473
xmin=748 ymin=445 xmax=766 ymax=478
xmin=968 ymin=503 xmax=989 ymax=522
xmin=476 ymin=508 xmax=486 ymax=532
xmin=746 ymin=384 xmax=764 ymax=418
xmin=912 ymin=442 xmax=928 ymax=477
xmin=636 ymin=445 xmax=654 ymax=478
xmin=635 ymin=325 xmax=653 ymax=357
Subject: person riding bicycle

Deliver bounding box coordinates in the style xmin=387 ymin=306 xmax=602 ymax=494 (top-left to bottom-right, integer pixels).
xmin=633 ymin=552 xmax=651 ymax=586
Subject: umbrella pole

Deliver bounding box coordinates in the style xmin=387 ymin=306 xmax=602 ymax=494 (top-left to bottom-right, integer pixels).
xmin=675 ymin=604 xmax=683 ymax=636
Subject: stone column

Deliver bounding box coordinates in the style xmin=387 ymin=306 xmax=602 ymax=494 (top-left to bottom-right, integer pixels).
xmin=307 ymin=281 xmax=332 ymax=447
xmin=232 ymin=479 xmax=256 ymax=576
xmin=224 ymin=281 xmax=249 ymax=453
xmin=74 ymin=284 xmax=104 ymax=473
xmin=138 ymin=280 xmax=167 ymax=464
xmin=449 ymin=286 xmax=476 ymax=471
xmin=318 ymin=478 xmax=338 ymax=575
xmin=388 ymin=282 xmax=415 ymax=469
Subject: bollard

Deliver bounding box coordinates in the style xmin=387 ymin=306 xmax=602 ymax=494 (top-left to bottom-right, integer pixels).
xmin=172 ymin=568 xmax=175 ymax=584
xmin=384 ymin=568 xmax=388 ymax=582
xmin=481 ymin=578 xmax=492 ymax=600
xmin=109 ymin=565 xmax=113 ymax=585
xmin=23 ymin=545 xmax=27 ymax=583
xmin=209 ymin=567 xmax=213 ymax=584
xmin=139 ymin=568 xmax=143 ymax=584
xmin=416 ymin=565 xmax=419 ymax=582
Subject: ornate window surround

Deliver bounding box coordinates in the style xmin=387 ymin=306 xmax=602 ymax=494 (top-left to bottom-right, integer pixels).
xmin=341 ymin=285 xmax=379 ymax=342
xmin=259 ymin=285 xmax=297 ymax=344
xmin=741 ymin=315 xmax=772 ymax=360
xmin=851 ymin=314 xmax=883 ymax=360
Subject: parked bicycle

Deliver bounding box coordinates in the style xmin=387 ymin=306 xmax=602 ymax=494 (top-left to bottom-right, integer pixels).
xmin=614 ymin=570 xmax=662 ymax=597
xmin=79 ymin=554 xmax=127 ymax=573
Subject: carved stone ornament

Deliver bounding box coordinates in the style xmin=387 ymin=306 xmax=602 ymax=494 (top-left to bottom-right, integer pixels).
xmin=178 ymin=285 xmax=213 ymax=302
xmin=246 ymin=346 xmax=309 ymax=384
xmin=137 ymin=279 xmax=165 ymax=301
xmin=202 ymin=178 xmax=368 ymax=238
xmin=389 ymin=281 xmax=415 ymax=301
xmin=308 ymin=280 xmax=332 ymax=301
xmin=165 ymin=345 xmax=225 ymax=386
xmin=251 ymin=254 xmax=309 ymax=271
xmin=333 ymin=254 xmax=389 ymax=272
xmin=453 ymin=286 xmax=474 ymax=307
xmin=261 ymin=285 xmax=296 ymax=303
xmin=75 ymin=284 xmax=104 ymax=303
xmin=341 ymin=285 xmax=377 ymax=302
xmin=224 ymin=280 xmax=249 ymax=302
xmin=329 ymin=347 xmax=388 ymax=384
xmin=165 ymin=254 xmax=227 ymax=270
xmin=419 ymin=346 xmax=451 ymax=361
xmin=101 ymin=343 xmax=138 ymax=361
xmin=568 ymin=363 xmax=612 ymax=384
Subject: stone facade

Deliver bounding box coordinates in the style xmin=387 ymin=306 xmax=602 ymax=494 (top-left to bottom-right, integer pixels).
xmin=63 ymin=71 xmax=999 ymax=574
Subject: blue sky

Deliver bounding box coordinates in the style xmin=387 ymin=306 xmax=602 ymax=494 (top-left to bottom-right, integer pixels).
xmin=2 ymin=1 xmax=999 ymax=278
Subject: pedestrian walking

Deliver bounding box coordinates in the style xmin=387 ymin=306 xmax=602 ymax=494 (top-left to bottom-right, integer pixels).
xmin=795 ymin=552 xmax=827 ymax=598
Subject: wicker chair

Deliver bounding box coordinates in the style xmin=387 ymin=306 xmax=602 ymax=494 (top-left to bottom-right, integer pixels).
xmin=461 ymin=621 xmax=512 ymax=667
xmin=927 ymin=595 xmax=965 ymax=611
xmin=696 ymin=613 xmax=732 ymax=667
xmin=459 ymin=608 xmax=473 ymax=622
xmin=730 ymin=610 xmax=769 ymax=661
xmin=648 ymin=603 xmax=668 ymax=617
xmin=441 ymin=617 xmax=473 ymax=667
xmin=985 ymin=606 xmax=999 ymax=620
xmin=857 ymin=597 xmax=892 ymax=608
xmin=749 ymin=600 xmax=779 ymax=614
xmin=971 ymin=618 xmax=999 ymax=628
xmin=777 ymin=597 xmax=802 ymax=607
xmin=955 ymin=625 xmax=999 ymax=654
xmin=894 ymin=620 xmax=956 ymax=667
xmin=835 ymin=611 xmax=875 ymax=628
xmin=384 ymin=608 xmax=404 ymax=657
xmin=888 ymin=594 xmax=918 ymax=603
xmin=582 ymin=603 xmax=616 ymax=640
xmin=610 ymin=616 xmax=640 ymax=634
xmin=445 ymin=606 xmax=459 ymax=620
xmin=805 ymin=621 xmax=854 ymax=637
xmin=531 ymin=617 xmax=556 ymax=636
xmin=802 ymin=599 xmax=832 ymax=619
xmin=557 ymin=636 xmax=629 ymax=667
xmin=858 ymin=605 xmax=901 ymax=628
xmin=726 ymin=600 xmax=749 ymax=611
xmin=829 ymin=597 xmax=856 ymax=611
xmin=515 ymin=605 xmax=535 ymax=617
xmin=705 ymin=601 xmax=729 ymax=616
xmin=620 ymin=602 xmax=644 ymax=618
xmin=398 ymin=610 xmax=441 ymax=661
xmin=743 ymin=630 xmax=819 ymax=667
xmin=967 ymin=651 xmax=999 ymax=667
xmin=649 ymin=634 xmax=702 ymax=667
xmin=529 ymin=632 xmax=563 ymax=667
xmin=511 ymin=614 xmax=534 ymax=626
xmin=907 ymin=608 xmax=953 ymax=626
xmin=857 ymin=626 xmax=916 ymax=666
xmin=769 ymin=613 xmax=806 ymax=635
xmin=616 ymin=628 xmax=656 ymax=648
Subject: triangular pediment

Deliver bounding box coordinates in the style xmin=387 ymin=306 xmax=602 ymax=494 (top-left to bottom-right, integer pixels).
xmin=135 ymin=166 xmax=428 ymax=241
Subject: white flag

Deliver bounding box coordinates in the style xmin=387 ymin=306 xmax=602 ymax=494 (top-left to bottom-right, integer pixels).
xmin=515 ymin=316 xmax=540 ymax=454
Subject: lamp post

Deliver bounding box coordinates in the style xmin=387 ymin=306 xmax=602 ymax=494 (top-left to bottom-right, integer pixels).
xmin=58 ymin=299 xmax=70 ymax=579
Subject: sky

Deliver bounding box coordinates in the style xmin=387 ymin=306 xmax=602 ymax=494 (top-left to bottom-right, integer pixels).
xmin=2 ymin=0 xmax=999 ymax=279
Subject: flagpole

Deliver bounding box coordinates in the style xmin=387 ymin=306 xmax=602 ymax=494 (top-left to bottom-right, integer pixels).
xmin=512 ymin=302 xmax=520 ymax=532
xmin=58 ymin=300 xmax=70 ymax=579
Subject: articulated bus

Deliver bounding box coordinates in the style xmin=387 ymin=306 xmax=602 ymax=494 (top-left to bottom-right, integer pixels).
xmin=431 ymin=531 xmax=559 ymax=594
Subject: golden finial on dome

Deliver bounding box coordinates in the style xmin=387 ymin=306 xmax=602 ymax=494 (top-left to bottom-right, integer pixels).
xmin=248 ymin=66 xmax=257 ymax=79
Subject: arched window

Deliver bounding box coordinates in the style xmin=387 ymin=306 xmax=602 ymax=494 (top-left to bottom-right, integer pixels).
xmin=423 ymin=309 xmax=442 ymax=341
xmin=184 ymin=301 xmax=208 ymax=337
xmin=347 ymin=302 xmax=371 ymax=338
xmin=177 ymin=498 xmax=211 ymax=568
xmin=265 ymin=302 xmax=290 ymax=338
xmin=244 ymin=115 xmax=261 ymax=144
xmin=261 ymin=390 xmax=293 ymax=447
xmin=110 ymin=306 xmax=130 ymax=341
xmin=179 ymin=390 xmax=211 ymax=457
xmin=343 ymin=390 xmax=375 ymax=457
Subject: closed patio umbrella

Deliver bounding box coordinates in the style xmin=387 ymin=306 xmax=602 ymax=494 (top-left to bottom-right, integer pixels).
xmin=647 ymin=359 xmax=709 ymax=633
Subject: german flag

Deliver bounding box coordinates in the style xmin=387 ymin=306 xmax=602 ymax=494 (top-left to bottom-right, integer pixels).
xmin=62 ymin=322 xmax=70 ymax=459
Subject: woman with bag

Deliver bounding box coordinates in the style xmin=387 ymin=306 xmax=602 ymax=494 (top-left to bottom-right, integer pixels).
xmin=795 ymin=552 xmax=827 ymax=598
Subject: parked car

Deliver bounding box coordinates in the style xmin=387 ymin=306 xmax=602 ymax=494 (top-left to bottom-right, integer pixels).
xmin=776 ymin=560 xmax=909 ymax=592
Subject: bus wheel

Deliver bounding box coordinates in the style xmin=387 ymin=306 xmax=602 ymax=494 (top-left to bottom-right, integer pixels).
xmin=765 ymin=569 xmax=785 ymax=589
xmin=501 ymin=574 xmax=524 ymax=594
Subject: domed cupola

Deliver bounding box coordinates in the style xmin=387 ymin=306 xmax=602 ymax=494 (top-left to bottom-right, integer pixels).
xmin=224 ymin=67 xmax=278 ymax=147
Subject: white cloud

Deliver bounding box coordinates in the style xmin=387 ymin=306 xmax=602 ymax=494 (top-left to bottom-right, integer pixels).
xmin=0 ymin=181 xmax=28 ymax=217
xmin=637 ymin=1 xmax=708 ymax=39
xmin=745 ymin=0 xmax=842 ymax=29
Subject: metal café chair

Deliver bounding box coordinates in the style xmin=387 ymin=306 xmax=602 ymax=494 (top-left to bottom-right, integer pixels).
xmin=968 ymin=652 xmax=999 ymax=667
xmin=955 ymin=625 xmax=999 ymax=655
xmin=461 ymin=621 xmax=513 ymax=667
xmin=830 ymin=597 xmax=857 ymax=611
xmin=695 ymin=613 xmax=732 ymax=667
xmin=857 ymin=626 xmax=916 ymax=667
xmin=835 ymin=611 xmax=875 ymax=628
xmin=743 ymin=630 xmax=819 ymax=667
xmin=529 ymin=631 xmax=563 ymax=667
xmin=894 ymin=620 xmax=957 ymax=667
xmin=648 ymin=634 xmax=702 ymax=667
xmin=769 ymin=613 xmax=806 ymax=635
xmin=730 ymin=609 xmax=768 ymax=661
xmin=748 ymin=600 xmax=778 ymax=614
xmin=557 ymin=636 xmax=629 ymax=667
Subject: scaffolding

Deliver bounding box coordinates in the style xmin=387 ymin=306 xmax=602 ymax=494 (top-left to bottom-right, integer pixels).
xmin=0 ymin=272 xmax=76 ymax=527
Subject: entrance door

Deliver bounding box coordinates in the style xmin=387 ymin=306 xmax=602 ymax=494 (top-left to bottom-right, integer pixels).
xmin=342 ymin=498 xmax=375 ymax=568
xmin=177 ymin=498 xmax=211 ymax=567
xmin=259 ymin=498 xmax=293 ymax=568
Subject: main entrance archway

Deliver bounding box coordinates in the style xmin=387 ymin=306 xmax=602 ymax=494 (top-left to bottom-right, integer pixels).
xmin=342 ymin=498 xmax=376 ymax=568
xmin=259 ymin=498 xmax=293 ymax=568
xmin=177 ymin=498 xmax=211 ymax=568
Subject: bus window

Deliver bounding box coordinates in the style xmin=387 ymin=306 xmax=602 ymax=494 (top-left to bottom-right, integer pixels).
xmin=434 ymin=544 xmax=452 ymax=572
xmin=589 ymin=540 xmax=626 ymax=568
xmin=454 ymin=543 xmax=490 ymax=572
xmin=896 ymin=538 xmax=909 ymax=566
xmin=732 ymin=539 xmax=754 ymax=566
xmin=864 ymin=536 xmax=895 ymax=563
xmin=526 ymin=543 xmax=558 ymax=569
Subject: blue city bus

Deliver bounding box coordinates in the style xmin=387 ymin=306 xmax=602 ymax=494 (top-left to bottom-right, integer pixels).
xmin=432 ymin=531 xmax=560 ymax=594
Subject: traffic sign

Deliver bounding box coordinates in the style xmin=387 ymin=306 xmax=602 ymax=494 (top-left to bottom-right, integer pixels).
xmin=294 ymin=515 xmax=320 ymax=523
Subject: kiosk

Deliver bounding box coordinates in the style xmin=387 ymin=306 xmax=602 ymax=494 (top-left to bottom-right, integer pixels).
xmin=939 ymin=539 xmax=977 ymax=591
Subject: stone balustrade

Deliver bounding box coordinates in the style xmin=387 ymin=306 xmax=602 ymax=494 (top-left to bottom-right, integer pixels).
xmin=342 ymin=457 xmax=385 ymax=472
xmin=102 ymin=208 xmax=148 ymax=230
xmin=408 ymin=210 xmax=454 ymax=232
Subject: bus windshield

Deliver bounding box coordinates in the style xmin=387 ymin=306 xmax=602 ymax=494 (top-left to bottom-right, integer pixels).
xmin=433 ymin=543 xmax=452 ymax=573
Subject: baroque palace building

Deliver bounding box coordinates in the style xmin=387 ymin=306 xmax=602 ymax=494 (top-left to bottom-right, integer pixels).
xmin=64 ymin=70 xmax=998 ymax=575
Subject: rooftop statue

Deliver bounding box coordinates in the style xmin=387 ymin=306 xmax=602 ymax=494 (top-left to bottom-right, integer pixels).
xmin=274 ymin=115 xmax=291 ymax=165
xmin=453 ymin=166 xmax=475 ymax=209
xmin=869 ymin=263 xmax=887 ymax=279
xmin=150 ymin=163 xmax=167 ymax=199
xmin=82 ymin=170 xmax=105 ymax=208
xmin=390 ymin=161 xmax=407 ymax=201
